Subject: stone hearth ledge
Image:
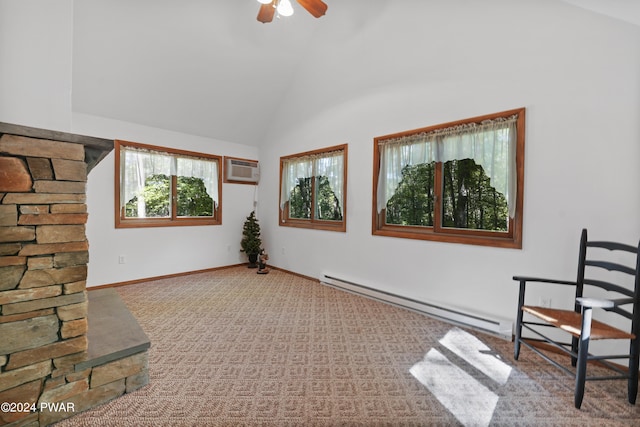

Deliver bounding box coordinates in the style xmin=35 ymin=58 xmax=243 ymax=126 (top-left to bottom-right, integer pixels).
xmin=78 ymin=289 xmax=151 ymax=372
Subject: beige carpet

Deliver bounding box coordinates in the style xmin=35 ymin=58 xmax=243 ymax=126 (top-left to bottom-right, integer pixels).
xmin=55 ymin=267 xmax=640 ymax=426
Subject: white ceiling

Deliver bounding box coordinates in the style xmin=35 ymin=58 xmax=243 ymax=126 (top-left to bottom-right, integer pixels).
xmin=561 ymin=0 xmax=640 ymax=26
xmin=71 ymin=0 xmax=640 ymax=147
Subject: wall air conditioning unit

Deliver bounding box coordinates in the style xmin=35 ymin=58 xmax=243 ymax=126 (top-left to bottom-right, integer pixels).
xmin=225 ymin=157 xmax=259 ymax=184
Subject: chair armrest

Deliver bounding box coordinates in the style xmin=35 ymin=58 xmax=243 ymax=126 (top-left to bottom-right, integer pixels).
xmin=513 ymin=277 xmax=578 ymax=313
xmin=513 ymin=276 xmax=576 ymax=286
xmin=576 ymin=297 xmax=615 ymax=309
xmin=576 ymin=297 xmax=633 ymax=309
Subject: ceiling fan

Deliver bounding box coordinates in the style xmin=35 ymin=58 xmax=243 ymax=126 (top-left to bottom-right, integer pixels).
xmin=256 ymin=0 xmax=328 ymax=23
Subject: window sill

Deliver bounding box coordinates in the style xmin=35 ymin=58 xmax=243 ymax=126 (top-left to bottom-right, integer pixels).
xmin=279 ymin=219 xmax=346 ymax=233
xmin=372 ymin=226 xmax=521 ymax=249
xmin=116 ymin=218 xmax=221 ymax=228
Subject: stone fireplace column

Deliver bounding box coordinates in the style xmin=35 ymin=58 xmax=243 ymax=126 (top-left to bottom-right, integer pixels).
xmin=0 ymin=123 xmax=133 ymax=426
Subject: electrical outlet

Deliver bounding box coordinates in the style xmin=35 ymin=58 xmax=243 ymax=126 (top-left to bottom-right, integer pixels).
xmin=539 ymin=297 xmax=551 ymax=308
xmin=118 ymin=255 xmax=126 ymax=264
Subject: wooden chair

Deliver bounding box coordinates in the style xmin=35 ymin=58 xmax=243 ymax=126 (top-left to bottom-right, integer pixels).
xmin=513 ymin=229 xmax=640 ymax=408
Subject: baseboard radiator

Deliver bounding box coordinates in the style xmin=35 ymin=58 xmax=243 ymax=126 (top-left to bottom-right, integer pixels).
xmin=319 ymin=272 xmax=513 ymax=340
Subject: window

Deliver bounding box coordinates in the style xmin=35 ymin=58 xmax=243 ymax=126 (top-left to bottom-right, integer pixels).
xmin=279 ymin=144 xmax=347 ymax=232
xmin=372 ymin=108 xmax=525 ymax=248
xmin=115 ymin=140 xmax=222 ymax=228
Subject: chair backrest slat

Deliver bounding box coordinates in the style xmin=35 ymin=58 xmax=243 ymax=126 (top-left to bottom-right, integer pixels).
xmin=583 ymin=278 xmax=634 ymax=297
xmin=588 ymin=240 xmax=637 ymax=253
xmin=585 ymin=260 xmax=637 ymax=276
xmin=609 ymin=306 xmax=634 ymax=320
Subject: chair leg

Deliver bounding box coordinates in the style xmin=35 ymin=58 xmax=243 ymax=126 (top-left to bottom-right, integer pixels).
xmin=514 ymin=311 xmax=523 ymax=360
xmin=629 ymin=367 xmax=639 ymax=405
xmin=514 ymin=282 xmax=526 ymax=360
xmin=629 ymin=339 xmax=639 ymax=405
xmin=575 ymin=335 xmax=590 ymax=409
xmin=571 ymin=336 xmax=578 ymax=367
xmin=575 ymin=307 xmax=593 ymax=409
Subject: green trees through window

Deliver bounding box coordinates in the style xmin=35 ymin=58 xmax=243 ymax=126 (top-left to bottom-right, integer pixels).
xmin=288 ymin=177 xmax=311 ymax=220
xmin=385 ymin=160 xmax=508 ymax=231
xmin=442 ymin=159 xmax=507 ymax=231
xmin=386 ymin=163 xmax=435 ymax=227
xmin=124 ymin=174 xmax=214 ymax=218
xmin=288 ymin=176 xmax=343 ymax=221
xmin=177 ymin=176 xmax=214 ymax=217
xmin=125 ymin=174 xmax=170 ymax=218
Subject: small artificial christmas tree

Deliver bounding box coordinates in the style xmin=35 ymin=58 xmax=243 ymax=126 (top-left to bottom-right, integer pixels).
xmin=240 ymin=211 xmax=262 ymax=268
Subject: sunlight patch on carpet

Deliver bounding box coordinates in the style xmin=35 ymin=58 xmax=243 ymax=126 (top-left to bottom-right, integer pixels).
xmin=440 ymin=327 xmax=512 ymax=385
xmin=409 ymin=327 xmax=516 ymax=427
xmin=410 ymin=348 xmax=498 ymax=426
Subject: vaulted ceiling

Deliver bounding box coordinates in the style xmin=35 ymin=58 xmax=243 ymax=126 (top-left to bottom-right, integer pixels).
xmin=71 ymin=0 xmax=640 ymax=147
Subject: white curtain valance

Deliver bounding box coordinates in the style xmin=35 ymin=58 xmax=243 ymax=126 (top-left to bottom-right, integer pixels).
xmin=376 ymin=115 xmax=518 ymax=217
xmin=280 ymin=150 xmax=344 ymax=214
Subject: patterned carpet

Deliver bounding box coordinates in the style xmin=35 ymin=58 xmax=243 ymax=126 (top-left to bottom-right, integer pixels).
xmin=55 ymin=267 xmax=640 ymax=426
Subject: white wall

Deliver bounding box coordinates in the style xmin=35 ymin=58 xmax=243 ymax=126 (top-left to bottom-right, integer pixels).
xmin=0 ymin=0 xmax=73 ymax=131
xmin=0 ymin=1 xmax=260 ymax=287
xmin=73 ymin=113 xmax=259 ymax=286
xmin=258 ymin=0 xmax=640 ymax=326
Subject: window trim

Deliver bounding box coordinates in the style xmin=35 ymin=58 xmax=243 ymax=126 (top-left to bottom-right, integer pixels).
xmin=279 ymin=144 xmax=348 ymax=232
xmin=371 ymin=108 xmax=525 ymax=248
xmin=115 ymin=139 xmax=223 ymax=228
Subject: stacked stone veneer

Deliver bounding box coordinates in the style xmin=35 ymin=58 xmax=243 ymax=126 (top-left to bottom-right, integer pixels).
xmin=0 ymin=131 xmax=148 ymax=426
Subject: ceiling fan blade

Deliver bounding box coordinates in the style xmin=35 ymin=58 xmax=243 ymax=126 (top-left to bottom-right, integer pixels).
xmin=296 ymin=0 xmax=328 ymax=18
xmin=257 ymin=1 xmax=276 ymax=23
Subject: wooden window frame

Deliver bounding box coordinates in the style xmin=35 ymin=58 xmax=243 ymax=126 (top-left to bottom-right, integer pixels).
xmin=279 ymin=144 xmax=348 ymax=232
xmin=372 ymin=108 xmax=525 ymax=248
xmin=115 ymin=140 xmax=222 ymax=228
